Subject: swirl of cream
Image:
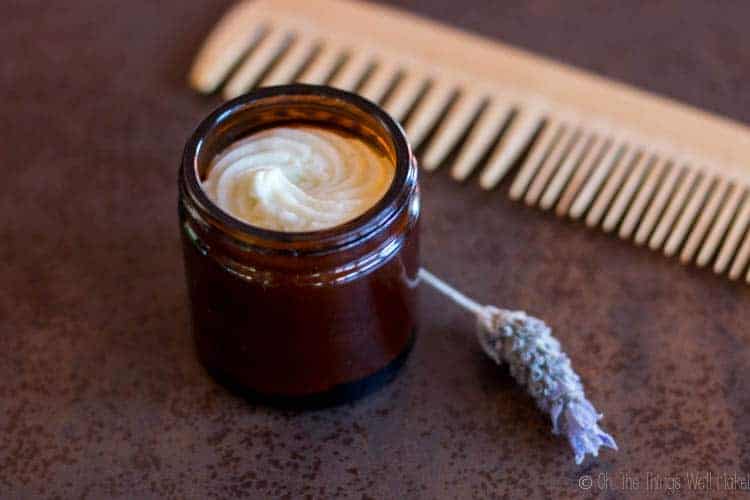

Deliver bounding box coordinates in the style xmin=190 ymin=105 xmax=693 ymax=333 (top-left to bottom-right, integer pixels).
xmin=202 ymin=127 xmax=395 ymax=232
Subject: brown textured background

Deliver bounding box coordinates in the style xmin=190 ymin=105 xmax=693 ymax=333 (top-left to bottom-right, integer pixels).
xmin=3 ymin=1 xmax=750 ymax=498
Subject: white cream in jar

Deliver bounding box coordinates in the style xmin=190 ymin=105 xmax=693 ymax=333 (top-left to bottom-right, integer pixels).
xmin=202 ymin=126 xmax=395 ymax=232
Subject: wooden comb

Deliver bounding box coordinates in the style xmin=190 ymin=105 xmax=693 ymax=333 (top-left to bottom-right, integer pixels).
xmin=189 ymin=0 xmax=750 ymax=283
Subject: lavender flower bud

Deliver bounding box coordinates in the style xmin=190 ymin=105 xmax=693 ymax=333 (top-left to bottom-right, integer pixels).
xmin=477 ymin=306 xmax=617 ymax=465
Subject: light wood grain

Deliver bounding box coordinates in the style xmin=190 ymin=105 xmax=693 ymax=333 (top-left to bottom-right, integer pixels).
xmin=189 ymin=0 xmax=750 ymax=281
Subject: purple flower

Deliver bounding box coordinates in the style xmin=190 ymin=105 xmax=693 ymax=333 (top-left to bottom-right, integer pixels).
xmin=477 ymin=307 xmax=617 ymax=465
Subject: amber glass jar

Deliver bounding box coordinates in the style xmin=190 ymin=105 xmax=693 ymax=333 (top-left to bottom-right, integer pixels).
xmin=178 ymin=85 xmax=419 ymax=405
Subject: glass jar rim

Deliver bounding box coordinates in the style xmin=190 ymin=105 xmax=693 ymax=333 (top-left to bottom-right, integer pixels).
xmin=180 ymin=84 xmax=415 ymax=253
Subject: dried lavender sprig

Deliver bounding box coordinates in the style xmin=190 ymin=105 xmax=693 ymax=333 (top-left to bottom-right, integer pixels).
xmin=418 ymin=268 xmax=617 ymax=465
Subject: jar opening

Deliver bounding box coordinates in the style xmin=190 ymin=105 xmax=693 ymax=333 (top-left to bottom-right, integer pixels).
xmin=180 ymin=85 xmax=415 ymax=254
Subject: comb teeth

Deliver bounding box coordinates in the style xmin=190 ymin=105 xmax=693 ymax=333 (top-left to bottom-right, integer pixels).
xmin=189 ymin=1 xmax=750 ymax=284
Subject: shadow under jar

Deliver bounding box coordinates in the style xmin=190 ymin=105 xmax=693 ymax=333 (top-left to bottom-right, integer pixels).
xmin=179 ymin=85 xmax=420 ymax=406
